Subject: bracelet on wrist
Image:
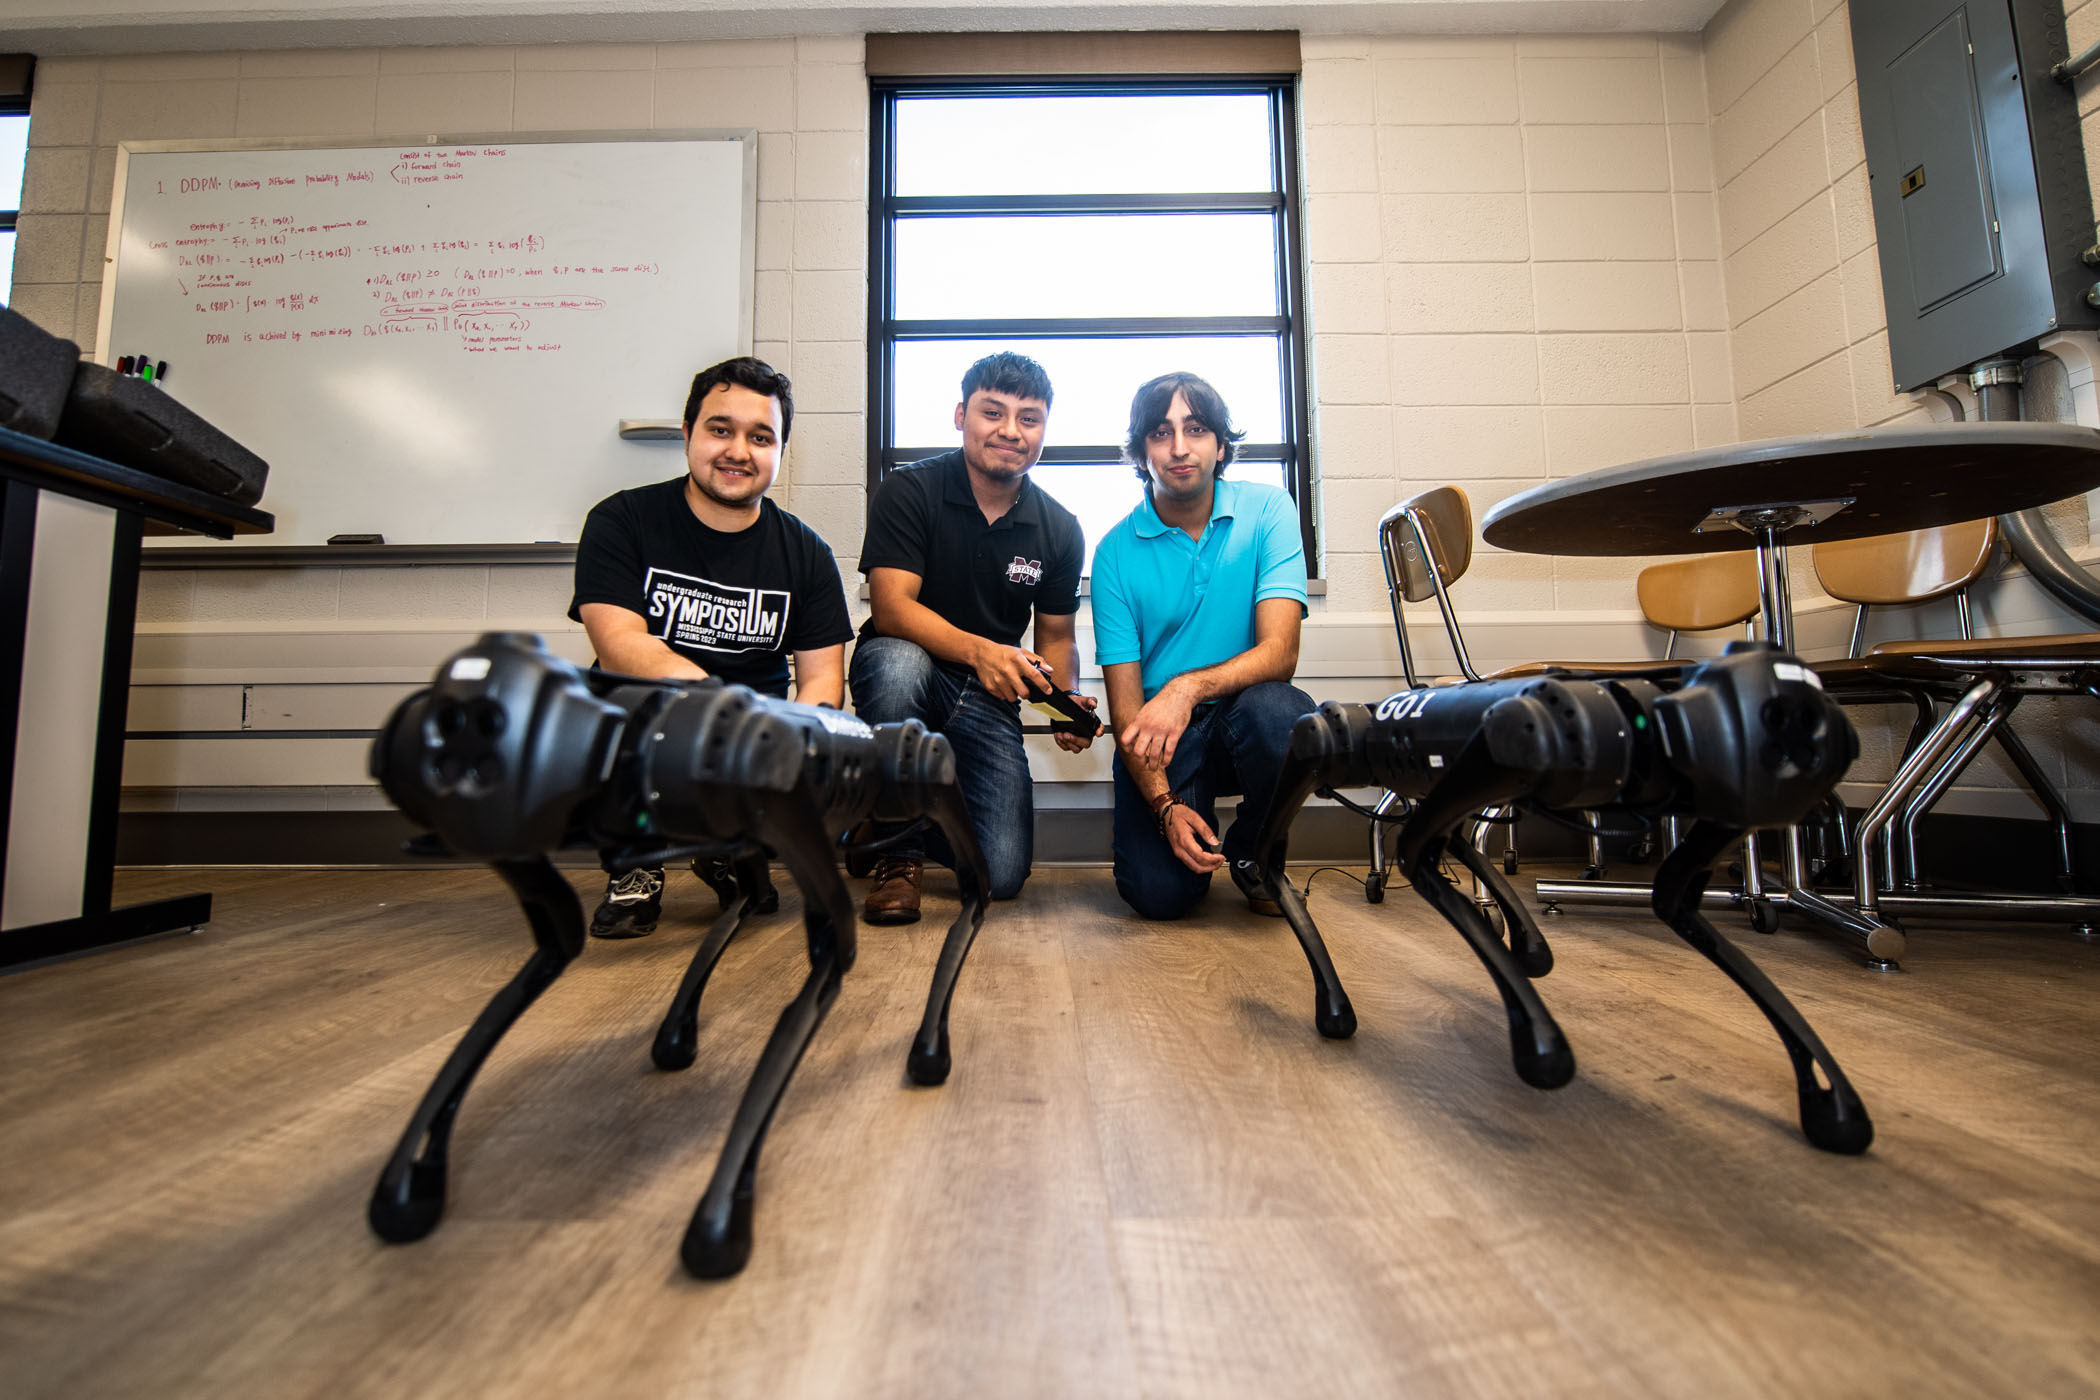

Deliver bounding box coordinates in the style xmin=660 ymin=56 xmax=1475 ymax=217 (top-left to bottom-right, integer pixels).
xmin=1155 ymin=795 xmax=1184 ymax=838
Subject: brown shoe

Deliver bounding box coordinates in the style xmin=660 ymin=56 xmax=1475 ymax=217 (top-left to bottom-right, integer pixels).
xmin=1230 ymin=858 xmax=1284 ymax=917
xmin=863 ymin=856 xmax=923 ymax=925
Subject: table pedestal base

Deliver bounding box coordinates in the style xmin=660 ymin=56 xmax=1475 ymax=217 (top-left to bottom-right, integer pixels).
xmin=1 ymin=892 xmax=211 ymax=969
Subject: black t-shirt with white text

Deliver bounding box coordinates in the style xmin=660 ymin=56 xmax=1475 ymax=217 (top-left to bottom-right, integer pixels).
xmin=569 ymin=478 xmax=853 ymax=698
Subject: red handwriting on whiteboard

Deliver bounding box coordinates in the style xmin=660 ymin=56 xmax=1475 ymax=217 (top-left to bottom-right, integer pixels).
xmin=161 ymin=151 xmax=630 ymax=361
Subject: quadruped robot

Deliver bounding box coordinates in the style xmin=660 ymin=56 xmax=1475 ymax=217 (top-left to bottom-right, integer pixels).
xmin=1246 ymin=641 xmax=1876 ymax=1156
xmin=366 ymin=634 xmax=1871 ymax=1285
xmin=364 ymin=632 xmax=990 ymax=1278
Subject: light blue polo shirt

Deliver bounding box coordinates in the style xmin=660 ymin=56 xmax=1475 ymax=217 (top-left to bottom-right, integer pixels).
xmin=1091 ymin=478 xmax=1309 ymax=699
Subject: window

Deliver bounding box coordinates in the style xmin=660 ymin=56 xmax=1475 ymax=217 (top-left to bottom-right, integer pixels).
xmin=868 ymin=75 xmax=1313 ymax=573
xmin=0 ymin=113 xmax=27 ymax=303
xmin=0 ymin=55 xmax=31 ymax=305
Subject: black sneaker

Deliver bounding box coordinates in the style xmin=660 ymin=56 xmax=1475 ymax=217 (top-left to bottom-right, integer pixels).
xmin=1230 ymin=858 xmax=1284 ymax=918
xmin=590 ymin=866 xmax=663 ymax=938
xmin=693 ymin=855 xmax=779 ymax=915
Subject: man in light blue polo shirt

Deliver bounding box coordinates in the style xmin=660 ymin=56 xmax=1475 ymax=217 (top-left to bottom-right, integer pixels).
xmin=1091 ymin=371 xmax=1315 ymax=920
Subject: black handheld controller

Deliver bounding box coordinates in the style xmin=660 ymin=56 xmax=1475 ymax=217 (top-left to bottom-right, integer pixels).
xmin=1023 ymin=664 xmax=1103 ymax=739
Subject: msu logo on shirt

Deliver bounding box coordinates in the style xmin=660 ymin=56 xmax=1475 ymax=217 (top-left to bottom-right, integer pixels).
xmin=645 ymin=568 xmax=791 ymax=654
xmin=1006 ymin=557 xmax=1043 ymax=586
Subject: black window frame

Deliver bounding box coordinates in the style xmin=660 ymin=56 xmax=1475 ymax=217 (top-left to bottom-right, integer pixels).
xmin=865 ymin=73 xmax=1318 ymax=572
xmin=0 ymin=56 xmax=34 ymax=248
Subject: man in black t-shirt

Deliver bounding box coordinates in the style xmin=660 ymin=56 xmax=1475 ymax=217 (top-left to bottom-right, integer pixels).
xmin=851 ymin=351 xmax=1096 ymax=924
xmin=569 ymin=356 xmax=853 ymax=937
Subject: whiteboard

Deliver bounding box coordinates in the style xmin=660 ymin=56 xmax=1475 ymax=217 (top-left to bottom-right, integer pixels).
xmin=99 ymin=132 xmax=754 ymax=547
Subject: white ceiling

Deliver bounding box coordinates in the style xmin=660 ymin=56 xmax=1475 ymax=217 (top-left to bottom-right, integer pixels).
xmin=2 ymin=0 xmax=1731 ymax=56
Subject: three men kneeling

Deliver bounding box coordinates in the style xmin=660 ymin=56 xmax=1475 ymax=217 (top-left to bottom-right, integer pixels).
xmin=568 ymin=352 xmax=1313 ymax=933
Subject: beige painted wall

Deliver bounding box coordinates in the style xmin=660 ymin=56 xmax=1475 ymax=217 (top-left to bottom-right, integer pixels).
xmin=11 ymin=39 xmax=871 ymax=612
xmin=7 ymin=18 xmax=2098 ymax=821
xmin=1700 ymin=0 xmax=2100 ymax=817
xmin=1300 ymin=32 xmax=1737 ymax=617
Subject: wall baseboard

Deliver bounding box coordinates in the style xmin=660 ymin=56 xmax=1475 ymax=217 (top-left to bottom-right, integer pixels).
xmin=119 ymin=807 xmax=2096 ymax=899
xmin=115 ymin=806 xmax=1573 ymax=870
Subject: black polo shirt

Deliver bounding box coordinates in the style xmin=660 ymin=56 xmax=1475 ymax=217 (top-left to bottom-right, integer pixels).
xmin=857 ymin=449 xmax=1083 ymax=648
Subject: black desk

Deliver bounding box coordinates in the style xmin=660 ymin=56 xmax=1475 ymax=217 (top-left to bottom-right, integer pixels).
xmin=1480 ymin=422 xmax=2100 ymax=964
xmin=0 ymin=425 xmax=272 ymax=967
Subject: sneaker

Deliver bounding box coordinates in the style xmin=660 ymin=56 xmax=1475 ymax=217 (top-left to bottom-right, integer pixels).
xmin=1230 ymin=858 xmax=1284 ymax=918
xmin=863 ymin=856 xmax=923 ymax=926
xmin=589 ymin=866 xmax=663 ymax=938
xmin=693 ymin=855 xmax=779 ymax=915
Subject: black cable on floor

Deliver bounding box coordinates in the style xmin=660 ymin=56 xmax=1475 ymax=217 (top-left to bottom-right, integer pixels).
xmin=1290 ymin=865 xmax=1368 ymax=901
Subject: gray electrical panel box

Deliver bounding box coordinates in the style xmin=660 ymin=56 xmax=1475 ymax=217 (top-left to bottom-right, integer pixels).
xmin=1852 ymin=0 xmax=2098 ymax=390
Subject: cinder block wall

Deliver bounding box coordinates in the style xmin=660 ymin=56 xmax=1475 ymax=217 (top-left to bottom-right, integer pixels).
xmin=1300 ymin=33 xmax=1736 ymax=616
xmin=1700 ymin=0 xmax=2100 ymax=819
xmin=11 ymin=41 xmax=884 ymax=818
xmin=8 ymin=17 xmax=2098 ymax=828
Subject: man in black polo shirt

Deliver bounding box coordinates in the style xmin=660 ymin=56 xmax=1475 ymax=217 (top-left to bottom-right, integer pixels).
xmin=569 ymin=355 xmax=853 ymax=937
xmin=851 ymin=351 xmax=1095 ymax=922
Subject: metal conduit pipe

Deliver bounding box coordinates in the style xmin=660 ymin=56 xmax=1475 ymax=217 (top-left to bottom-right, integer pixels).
xmin=1999 ymin=509 xmax=2100 ymax=624
xmin=1969 ymin=358 xmax=2100 ymax=626
xmin=2053 ymin=37 xmax=2100 ymax=85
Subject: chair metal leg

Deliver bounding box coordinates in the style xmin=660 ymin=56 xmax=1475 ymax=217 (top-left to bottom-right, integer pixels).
xmin=1365 ymin=789 xmax=1405 ymax=904
xmin=1893 ymin=695 xmax=2016 ymax=891
xmin=1737 ymin=830 xmax=1783 ymax=933
xmin=1580 ymin=812 xmax=1607 ymax=880
xmin=1856 ymin=678 xmax=2001 ymax=919
xmin=1990 ymin=721 xmax=2083 ymax=893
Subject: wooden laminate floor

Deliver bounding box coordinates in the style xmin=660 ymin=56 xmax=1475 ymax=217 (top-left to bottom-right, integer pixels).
xmin=3 ymin=864 xmax=2097 ymax=1399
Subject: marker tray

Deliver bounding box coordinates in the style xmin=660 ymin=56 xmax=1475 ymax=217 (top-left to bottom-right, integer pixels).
xmin=0 ymin=305 xmax=83 ymax=439
xmin=56 ymin=363 xmax=270 ymax=506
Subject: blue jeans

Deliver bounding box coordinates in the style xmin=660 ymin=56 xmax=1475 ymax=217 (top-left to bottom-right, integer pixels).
xmin=848 ymin=635 xmax=1033 ymax=900
xmin=1112 ymin=680 xmax=1315 ymax=920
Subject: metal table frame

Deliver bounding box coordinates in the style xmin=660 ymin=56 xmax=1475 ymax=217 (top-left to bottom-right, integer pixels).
xmin=1482 ymin=425 xmax=2100 ymax=968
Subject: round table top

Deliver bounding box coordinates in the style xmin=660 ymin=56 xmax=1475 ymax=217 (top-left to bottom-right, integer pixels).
xmin=1480 ymin=421 xmax=2100 ymax=557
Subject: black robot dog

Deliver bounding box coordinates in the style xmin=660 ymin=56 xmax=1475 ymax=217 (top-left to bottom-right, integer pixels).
xmin=365 ymin=632 xmax=990 ymax=1278
xmin=1246 ymin=642 xmax=1875 ymax=1156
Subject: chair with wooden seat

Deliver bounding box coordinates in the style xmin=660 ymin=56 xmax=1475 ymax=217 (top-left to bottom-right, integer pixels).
xmin=1369 ymin=486 xmax=1762 ymax=896
xmin=1810 ymin=520 xmax=2097 ymax=906
xmin=1815 ymin=517 xmax=1998 ymax=658
xmin=1380 ymin=487 xmax=1761 ymax=683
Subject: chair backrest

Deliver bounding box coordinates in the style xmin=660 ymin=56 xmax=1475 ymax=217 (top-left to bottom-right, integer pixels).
xmin=1812 ymin=518 xmax=1997 ymax=606
xmin=1379 ymin=485 xmax=1473 ymax=601
xmin=1378 ymin=486 xmax=1479 ymax=686
xmin=1636 ymin=552 xmax=1760 ymax=634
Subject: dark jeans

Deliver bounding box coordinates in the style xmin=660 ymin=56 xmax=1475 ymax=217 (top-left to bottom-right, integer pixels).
xmin=1112 ymin=680 xmax=1315 ymax=920
xmin=848 ymin=635 xmax=1033 ymax=900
